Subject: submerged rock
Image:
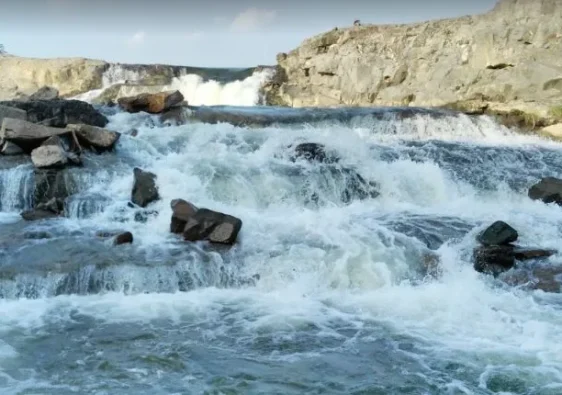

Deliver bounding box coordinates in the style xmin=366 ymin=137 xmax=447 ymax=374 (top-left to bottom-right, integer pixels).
xmin=0 ymin=99 xmax=108 ymax=128
xmin=114 ymin=232 xmax=133 ymax=245
xmin=29 ymin=86 xmax=59 ymax=101
xmin=131 ymin=168 xmax=160 ymax=208
xmin=21 ymin=197 xmax=64 ymax=221
xmin=477 ymin=221 xmax=518 ymax=246
xmin=290 ymin=142 xmax=340 ymax=164
xmin=34 ymin=169 xmax=74 ymax=206
xmin=118 ymin=90 xmax=184 ymax=114
xmin=528 ymin=177 xmax=562 ymax=205
xmin=474 ymin=245 xmax=556 ymax=277
xmin=66 ymin=124 xmax=120 ymax=152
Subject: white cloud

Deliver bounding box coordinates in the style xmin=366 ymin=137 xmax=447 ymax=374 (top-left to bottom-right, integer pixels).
xmin=230 ymin=8 xmax=277 ymax=32
xmin=127 ymin=31 xmax=146 ymax=47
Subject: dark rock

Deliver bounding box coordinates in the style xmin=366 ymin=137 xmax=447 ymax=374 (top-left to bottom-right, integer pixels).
xmin=290 ymin=143 xmax=340 ymax=164
xmin=36 ymin=197 xmax=64 ymax=214
xmin=131 ymin=168 xmax=159 ymax=208
xmin=528 ymin=177 xmax=562 ymax=205
xmin=477 ymin=221 xmax=518 ymax=246
xmin=134 ymin=210 xmax=158 ymax=223
xmin=473 ymin=245 xmax=516 ymax=276
xmin=170 ymin=198 xmax=198 ymax=233
xmin=66 ymin=124 xmax=120 ymax=152
xmin=1 ymin=117 xmax=68 ymax=152
xmin=501 ymin=266 xmax=562 ymax=293
xmin=34 ymin=169 xmax=74 ymax=206
xmin=513 ymin=248 xmax=556 ymax=260
xmin=0 ymin=104 xmax=27 ymax=125
xmin=339 ymin=167 xmax=380 ymax=201
xmin=20 ymin=209 xmax=59 ymax=221
xmin=23 ymin=231 xmax=53 ymax=239
xmin=95 ymin=230 xmax=121 ymax=238
xmin=114 ymin=231 xmax=133 ymax=245
xmin=1 ymin=140 xmax=24 ymax=155
xmin=118 ymin=90 xmax=184 ymax=114
xmin=421 ymin=251 xmax=442 ymax=278
xmin=29 ymin=86 xmax=59 ymax=101
xmin=183 ymin=208 xmax=242 ymax=245
xmin=0 ymin=99 xmax=108 ymax=128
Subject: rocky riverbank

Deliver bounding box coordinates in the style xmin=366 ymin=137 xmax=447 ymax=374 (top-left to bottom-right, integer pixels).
xmin=263 ymin=0 xmax=562 ymax=135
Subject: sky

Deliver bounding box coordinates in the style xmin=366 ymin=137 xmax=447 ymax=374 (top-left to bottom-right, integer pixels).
xmin=0 ymin=0 xmax=498 ymax=68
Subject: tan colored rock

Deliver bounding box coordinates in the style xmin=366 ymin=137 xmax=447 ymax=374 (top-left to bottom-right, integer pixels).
xmin=0 ymin=56 xmax=107 ymax=100
xmin=31 ymin=145 xmax=68 ymax=168
xmin=117 ymin=90 xmax=185 ymax=114
xmin=268 ymin=0 xmax=562 ymax=120
xmin=539 ymin=123 xmax=562 ymax=140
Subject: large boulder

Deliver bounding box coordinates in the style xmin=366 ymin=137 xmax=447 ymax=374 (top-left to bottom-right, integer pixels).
xmin=1 ymin=117 xmax=68 ymax=152
xmin=66 ymin=124 xmax=120 ymax=152
xmin=528 ymin=177 xmax=562 ymax=205
xmin=117 ymin=90 xmax=184 ymax=114
xmin=30 ymin=136 xmax=81 ymax=169
xmin=474 ymin=245 xmax=556 ymax=276
xmin=29 ymin=86 xmax=59 ymax=101
xmin=170 ymin=199 xmax=198 ymax=233
xmin=477 ymin=221 xmax=518 ymax=246
xmin=131 ymin=168 xmax=159 ymax=208
xmin=0 ymin=99 xmax=108 ymax=128
xmin=169 ymin=199 xmax=243 ymax=245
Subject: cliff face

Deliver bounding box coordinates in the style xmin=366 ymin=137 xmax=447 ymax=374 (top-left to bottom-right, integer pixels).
xmin=0 ymin=56 xmax=109 ymax=100
xmin=266 ymin=0 xmax=562 ymax=125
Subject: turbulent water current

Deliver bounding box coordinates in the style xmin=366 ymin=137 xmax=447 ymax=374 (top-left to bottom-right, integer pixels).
xmin=1 ymin=69 xmax=562 ymax=394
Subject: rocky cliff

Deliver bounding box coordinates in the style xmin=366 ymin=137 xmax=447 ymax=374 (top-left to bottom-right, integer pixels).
xmin=265 ymin=0 xmax=562 ymax=129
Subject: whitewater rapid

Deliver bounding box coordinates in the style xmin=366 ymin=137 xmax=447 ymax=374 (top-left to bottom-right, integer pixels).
xmin=2 ymin=77 xmax=562 ymax=393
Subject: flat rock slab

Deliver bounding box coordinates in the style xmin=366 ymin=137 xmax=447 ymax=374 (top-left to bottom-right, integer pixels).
xmin=66 ymin=124 xmax=120 ymax=152
xmin=0 ymin=104 xmax=27 ymax=125
xmin=1 ymin=117 xmax=68 ymax=152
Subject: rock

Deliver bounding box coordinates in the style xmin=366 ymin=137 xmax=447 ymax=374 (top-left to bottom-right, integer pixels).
xmin=528 ymin=177 xmax=562 ymax=205
xmin=1 ymin=141 xmax=24 ymax=155
xmin=33 ymin=169 xmax=74 ymax=207
xmin=131 ymin=168 xmax=159 ymax=208
xmin=473 ymin=245 xmax=516 ymax=276
xmin=29 ymin=86 xmax=59 ymax=101
xmin=117 ymin=90 xmax=184 ymax=114
xmin=31 ymin=144 xmax=69 ymax=169
xmin=1 ymin=117 xmax=68 ymax=152
xmin=290 ymin=142 xmax=339 ymax=164
xmin=66 ymin=124 xmax=120 ymax=152
xmin=477 ymin=221 xmax=518 ymax=246
xmin=513 ymin=248 xmax=556 ymax=260
xmin=183 ymin=208 xmax=243 ymax=245
xmin=20 ymin=197 xmax=64 ymax=221
xmin=0 ymin=99 xmax=108 ymax=128
xmin=170 ymin=199 xmax=198 ymax=233
xmin=266 ymin=0 xmax=562 ymax=124
xmin=134 ymin=210 xmax=158 ymax=223
xmin=421 ymin=251 xmax=442 ymax=279
xmin=114 ymin=231 xmax=133 ymax=245
xmin=539 ymin=123 xmax=562 ymax=141
xmin=0 ymin=104 xmax=27 ymax=125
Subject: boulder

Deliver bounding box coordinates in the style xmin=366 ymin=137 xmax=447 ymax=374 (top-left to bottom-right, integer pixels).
xmin=513 ymin=248 xmax=556 ymax=260
xmin=1 ymin=141 xmax=24 ymax=155
xmin=113 ymin=231 xmax=133 ymax=245
xmin=170 ymin=199 xmax=198 ymax=233
xmin=66 ymin=124 xmax=120 ymax=152
xmin=183 ymin=208 xmax=243 ymax=245
xmin=34 ymin=169 xmax=74 ymax=207
xmin=1 ymin=117 xmax=68 ymax=152
xmin=117 ymin=90 xmax=184 ymax=114
xmin=528 ymin=177 xmax=562 ymax=205
xmin=474 ymin=245 xmax=556 ymax=276
xmin=131 ymin=168 xmax=159 ymax=207
xmin=290 ymin=142 xmax=340 ymax=164
xmin=0 ymin=99 xmax=108 ymax=128
xmin=0 ymin=104 xmax=27 ymax=125
xmin=477 ymin=221 xmax=518 ymax=246
xmin=31 ymin=144 xmax=68 ymax=169
xmin=29 ymin=86 xmax=59 ymax=101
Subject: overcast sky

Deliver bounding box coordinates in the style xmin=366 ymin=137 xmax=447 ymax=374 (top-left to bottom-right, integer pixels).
xmin=1 ymin=0 xmax=498 ymax=68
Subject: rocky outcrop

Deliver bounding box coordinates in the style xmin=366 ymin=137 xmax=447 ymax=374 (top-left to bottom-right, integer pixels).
xmin=0 ymin=57 xmax=107 ymax=100
xmin=118 ymin=91 xmax=184 ymax=114
xmin=266 ymin=0 xmax=562 ymax=130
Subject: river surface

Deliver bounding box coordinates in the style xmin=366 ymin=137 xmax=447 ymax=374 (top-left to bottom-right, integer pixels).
xmin=1 ymin=70 xmax=562 ymax=394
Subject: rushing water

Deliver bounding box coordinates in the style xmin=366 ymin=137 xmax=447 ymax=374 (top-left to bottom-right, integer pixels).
xmin=2 ymin=71 xmax=562 ymax=394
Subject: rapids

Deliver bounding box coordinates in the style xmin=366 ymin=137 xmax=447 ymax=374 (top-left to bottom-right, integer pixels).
xmin=1 ymin=72 xmax=562 ymax=394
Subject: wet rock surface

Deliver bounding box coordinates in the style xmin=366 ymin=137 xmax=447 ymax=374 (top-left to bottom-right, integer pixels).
xmin=131 ymin=168 xmax=159 ymax=208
